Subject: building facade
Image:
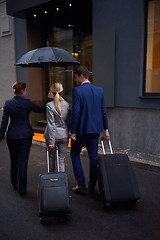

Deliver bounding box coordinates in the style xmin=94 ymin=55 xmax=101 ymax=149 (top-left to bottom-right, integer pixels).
xmin=1 ymin=0 xmax=160 ymax=160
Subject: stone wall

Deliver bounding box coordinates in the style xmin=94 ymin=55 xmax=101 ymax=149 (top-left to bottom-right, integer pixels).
xmin=0 ymin=0 xmax=16 ymax=108
xmin=107 ymin=107 xmax=160 ymax=160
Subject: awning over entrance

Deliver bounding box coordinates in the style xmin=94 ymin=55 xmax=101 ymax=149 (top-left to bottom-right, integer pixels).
xmin=6 ymin=0 xmax=52 ymax=17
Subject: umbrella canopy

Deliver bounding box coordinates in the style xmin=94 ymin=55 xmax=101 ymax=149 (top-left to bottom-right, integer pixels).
xmin=16 ymin=47 xmax=79 ymax=67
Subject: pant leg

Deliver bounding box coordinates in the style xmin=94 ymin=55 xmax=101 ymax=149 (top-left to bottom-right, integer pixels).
xmin=17 ymin=138 xmax=32 ymax=194
xmin=7 ymin=138 xmax=18 ymax=185
xmin=56 ymin=138 xmax=68 ymax=172
xmin=7 ymin=138 xmax=32 ymax=194
xmin=85 ymin=133 xmax=100 ymax=189
xmin=46 ymin=140 xmax=56 ymax=172
xmin=70 ymin=135 xmax=86 ymax=186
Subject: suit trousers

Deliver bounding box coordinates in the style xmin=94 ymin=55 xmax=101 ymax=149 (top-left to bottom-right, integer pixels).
xmin=7 ymin=138 xmax=32 ymax=194
xmin=46 ymin=138 xmax=68 ymax=172
xmin=70 ymin=133 xmax=100 ymax=188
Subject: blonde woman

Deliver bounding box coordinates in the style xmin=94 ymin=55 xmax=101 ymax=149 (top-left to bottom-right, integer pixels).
xmin=44 ymin=82 xmax=71 ymax=172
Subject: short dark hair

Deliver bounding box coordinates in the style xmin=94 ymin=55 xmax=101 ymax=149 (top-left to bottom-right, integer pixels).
xmin=74 ymin=66 xmax=90 ymax=79
xmin=12 ymin=81 xmax=26 ymax=95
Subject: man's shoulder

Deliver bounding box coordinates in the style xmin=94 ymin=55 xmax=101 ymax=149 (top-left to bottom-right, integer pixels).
xmin=72 ymin=86 xmax=81 ymax=94
xmin=73 ymin=83 xmax=92 ymax=90
xmin=84 ymin=83 xmax=103 ymax=92
xmin=73 ymin=85 xmax=82 ymax=90
xmin=73 ymin=83 xmax=103 ymax=94
xmin=92 ymin=84 xmax=102 ymax=90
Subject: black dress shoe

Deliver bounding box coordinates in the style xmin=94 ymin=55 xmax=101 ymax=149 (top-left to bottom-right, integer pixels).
xmin=19 ymin=191 xmax=26 ymax=197
xmin=86 ymin=185 xmax=95 ymax=192
xmin=12 ymin=184 xmax=17 ymax=190
xmin=72 ymin=185 xmax=86 ymax=193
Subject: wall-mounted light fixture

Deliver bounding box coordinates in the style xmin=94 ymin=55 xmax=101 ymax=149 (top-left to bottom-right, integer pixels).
xmin=72 ymin=53 xmax=79 ymax=60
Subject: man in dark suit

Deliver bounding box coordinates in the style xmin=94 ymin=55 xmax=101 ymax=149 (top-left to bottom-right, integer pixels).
xmin=70 ymin=66 xmax=110 ymax=193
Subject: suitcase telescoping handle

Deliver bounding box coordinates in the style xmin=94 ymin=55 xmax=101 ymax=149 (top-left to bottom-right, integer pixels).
xmin=100 ymin=137 xmax=113 ymax=154
xmin=55 ymin=145 xmax=60 ymax=172
xmin=46 ymin=145 xmax=60 ymax=173
xmin=46 ymin=145 xmax=50 ymax=173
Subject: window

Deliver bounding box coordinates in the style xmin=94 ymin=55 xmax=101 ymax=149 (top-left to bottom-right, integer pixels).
xmin=47 ymin=27 xmax=92 ymax=103
xmin=145 ymin=0 xmax=160 ymax=94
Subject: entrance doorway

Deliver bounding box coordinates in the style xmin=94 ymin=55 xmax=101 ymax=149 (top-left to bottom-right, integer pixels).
xmin=26 ymin=0 xmax=92 ymax=129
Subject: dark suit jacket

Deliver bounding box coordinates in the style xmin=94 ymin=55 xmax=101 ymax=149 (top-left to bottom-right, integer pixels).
xmin=0 ymin=95 xmax=51 ymax=140
xmin=71 ymin=82 xmax=109 ymax=135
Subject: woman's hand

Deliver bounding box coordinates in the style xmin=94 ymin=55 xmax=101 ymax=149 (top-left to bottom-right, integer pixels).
xmin=70 ymin=134 xmax=77 ymax=141
xmin=48 ymin=91 xmax=53 ymax=98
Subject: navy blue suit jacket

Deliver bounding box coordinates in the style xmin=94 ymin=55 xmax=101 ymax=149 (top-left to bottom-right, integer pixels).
xmin=0 ymin=95 xmax=51 ymax=140
xmin=71 ymin=82 xmax=108 ymax=135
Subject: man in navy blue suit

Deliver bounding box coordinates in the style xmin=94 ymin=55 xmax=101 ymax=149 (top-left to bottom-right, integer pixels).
xmin=70 ymin=66 xmax=110 ymax=193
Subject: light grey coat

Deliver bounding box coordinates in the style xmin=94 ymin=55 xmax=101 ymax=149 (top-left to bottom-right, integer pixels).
xmin=44 ymin=97 xmax=71 ymax=145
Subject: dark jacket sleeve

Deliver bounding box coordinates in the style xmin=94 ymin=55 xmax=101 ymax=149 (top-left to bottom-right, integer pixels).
xmin=71 ymin=88 xmax=81 ymax=134
xmin=101 ymin=89 xmax=109 ymax=130
xmin=65 ymin=104 xmax=71 ymax=132
xmin=28 ymin=97 xmax=53 ymax=113
xmin=0 ymin=105 xmax=9 ymax=141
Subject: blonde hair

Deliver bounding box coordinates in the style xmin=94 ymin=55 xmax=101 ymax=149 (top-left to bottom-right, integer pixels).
xmin=52 ymin=82 xmax=63 ymax=117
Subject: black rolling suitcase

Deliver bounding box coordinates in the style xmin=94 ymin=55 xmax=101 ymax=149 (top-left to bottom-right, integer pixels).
xmin=38 ymin=145 xmax=72 ymax=223
xmin=96 ymin=139 xmax=140 ymax=208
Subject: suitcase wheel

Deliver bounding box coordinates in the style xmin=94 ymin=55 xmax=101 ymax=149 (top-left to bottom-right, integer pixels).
xmin=66 ymin=211 xmax=72 ymax=220
xmin=39 ymin=213 xmax=46 ymax=224
xmin=101 ymin=201 xmax=110 ymax=209
xmin=100 ymin=190 xmax=110 ymax=209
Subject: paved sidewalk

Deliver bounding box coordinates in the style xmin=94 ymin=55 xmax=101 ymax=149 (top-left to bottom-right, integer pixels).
xmin=1 ymin=141 xmax=160 ymax=240
xmin=33 ymin=139 xmax=160 ymax=172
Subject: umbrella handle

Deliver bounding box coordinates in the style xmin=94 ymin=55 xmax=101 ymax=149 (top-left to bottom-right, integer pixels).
xmin=49 ymin=62 xmax=52 ymax=91
xmin=51 ymin=66 xmax=54 ymax=85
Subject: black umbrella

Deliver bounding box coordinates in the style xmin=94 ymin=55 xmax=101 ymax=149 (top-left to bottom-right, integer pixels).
xmin=16 ymin=46 xmax=79 ymax=67
xmin=16 ymin=46 xmax=79 ymax=89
